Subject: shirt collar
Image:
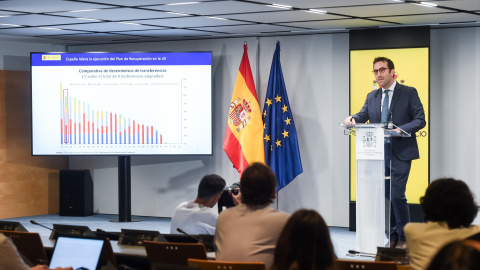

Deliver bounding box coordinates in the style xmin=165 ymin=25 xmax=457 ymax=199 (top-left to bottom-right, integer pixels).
xmin=383 ymin=80 xmax=397 ymax=92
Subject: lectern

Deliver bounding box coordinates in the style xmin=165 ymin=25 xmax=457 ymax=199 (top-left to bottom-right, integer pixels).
xmin=344 ymin=123 xmax=410 ymax=253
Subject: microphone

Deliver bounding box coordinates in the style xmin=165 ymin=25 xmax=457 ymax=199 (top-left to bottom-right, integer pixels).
xmin=176 ymin=228 xmax=204 ymax=243
xmin=30 ymin=220 xmax=54 ymax=232
xmin=348 ymin=250 xmax=376 ymax=257
xmin=348 ymin=250 xmax=403 ymax=262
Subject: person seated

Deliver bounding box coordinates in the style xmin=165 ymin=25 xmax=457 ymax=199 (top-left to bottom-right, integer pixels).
xmin=404 ymin=178 xmax=480 ymax=270
xmin=426 ymin=239 xmax=480 ymax=270
xmin=215 ymin=162 xmax=290 ymax=269
xmin=271 ymin=209 xmax=336 ymax=270
xmin=0 ymin=232 xmax=72 ymax=270
xmin=170 ymin=174 xmax=226 ymax=235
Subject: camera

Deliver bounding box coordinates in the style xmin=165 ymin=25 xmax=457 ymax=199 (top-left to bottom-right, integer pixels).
xmin=217 ymin=182 xmax=240 ymax=213
xmin=226 ymin=182 xmax=240 ymax=195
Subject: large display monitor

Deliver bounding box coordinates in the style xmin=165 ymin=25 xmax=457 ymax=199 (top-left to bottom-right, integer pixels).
xmin=31 ymin=52 xmax=212 ymax=156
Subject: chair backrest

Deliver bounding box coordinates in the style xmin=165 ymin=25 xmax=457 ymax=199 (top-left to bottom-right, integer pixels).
xmin=0 ymin=230 xmax=48 ymax=266
xmin=336 ymin=259 xmax=398 ymax=270
xmin=144 ymin=240 xmax=207 ymax=266
xmin=188 ymin=258 xmax=266 ymax=270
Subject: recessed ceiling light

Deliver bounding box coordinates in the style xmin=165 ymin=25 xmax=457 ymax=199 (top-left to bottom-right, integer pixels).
xmin=69 ymin=9 xmax=99 ymax=13
xmin=306 ymin=9 xmax=327 ymax=14
xmin=267 ymin=4 xmax=292 ymax=9
xmin=76 ymin=18 xmax=102 ymax=21
xmin=166 ymin=11 xmax=191 ymax=16
xmin=118 ymin=22 xmax=142 ymax=26
xmin=206 ymin=16 xmax=229 ymax=20
xmin=417 ymin=2 xmax=438 ymax=7
xmin=38 ymin=27 xmax=62 ymax=30
xmin=166 ymin=2 xmax=199 ymax=5
xmin=0 ymin=23 xmax=20 ymax=27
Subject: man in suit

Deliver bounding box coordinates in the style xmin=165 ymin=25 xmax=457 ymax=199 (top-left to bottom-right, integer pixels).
xmin=344 ymin=56 xmax=426 ymax=249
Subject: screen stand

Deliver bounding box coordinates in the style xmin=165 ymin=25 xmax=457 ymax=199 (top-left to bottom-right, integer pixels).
xmin=111 ymin=156 xmax=139 ymax=222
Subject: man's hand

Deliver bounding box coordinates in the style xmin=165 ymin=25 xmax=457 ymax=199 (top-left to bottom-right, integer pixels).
xmin=344 ymin=116 xmax=356 ymax=127
xmin=229 ymin=189 xmax=241 ymax=206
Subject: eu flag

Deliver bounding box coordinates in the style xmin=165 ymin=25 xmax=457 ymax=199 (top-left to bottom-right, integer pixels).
xmin=263 ymin=41 xmax=303 ymax=191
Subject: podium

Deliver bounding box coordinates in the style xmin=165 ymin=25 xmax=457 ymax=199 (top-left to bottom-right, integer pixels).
xmin=343 ymin=123 xmax=410 ymax=253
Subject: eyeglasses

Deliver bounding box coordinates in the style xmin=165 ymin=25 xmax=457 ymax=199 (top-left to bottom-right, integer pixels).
xmin=372 ymin=67 xmax=389 ymax=75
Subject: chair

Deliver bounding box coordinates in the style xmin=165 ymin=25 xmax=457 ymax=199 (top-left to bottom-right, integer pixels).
xmin=144 ymin=240 xmax=207 ymax=266
xmin=187 ymin=258 xmax=266 ymax=270
xmin=0 ymin=230 xmax=48 ymax=266
xmin=336 ymin=259 xmax=399 ymax=270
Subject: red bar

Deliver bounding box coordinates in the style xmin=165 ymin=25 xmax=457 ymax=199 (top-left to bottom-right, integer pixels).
xmin=151 ymin=126 xmax=153 ymax=139
xmin=88 ymin=121 xmax=90 ymax=136
xmin=92 ymin=123 xmax=94 ymax=143
xmin=110 ymin=113 xmax=113 ymax=135
xmin=160 ymin=134 xmax=163 ymax=144
xmin=142 ymin=125 xmax=144 ymax=144
xmin=128 ymin=126 xmax=131 ymax=136
xmin=78 ymin=123 xmax=81 ymax=143
xmin=133 ymin=120 xmax=135 ymax=135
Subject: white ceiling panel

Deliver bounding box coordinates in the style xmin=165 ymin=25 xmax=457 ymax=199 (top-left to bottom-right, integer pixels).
xmin=60 ymin=22 xmax=165 ymax=32
xmin=130 ymin=16 xmax=252 ymax=28
xmin=147 ymin=1 xmax=276 ymax=15
xmin=280 ymin=18 xmax=395 ymax=30
xmin=0 ymin=0 xmax=109 ymax=13
xmin=249 ymin=0 xmax=401 ymax=9
xmin=0 ymin=27 xmax=88 ymax=36
xmin=52 ymin=7 xmax=169 ymax=21
xmin=430 ymin=0 xmax=480 ymax=10
xmin=221 ymin=10 xmax=345 ymax=23
xmin=41 ymin=32 xmax=151 ymax=42
xmin=0 ymin=14 xmax=95 ymax=26
xmin=324 ymin=3 xmax=452 ymax=17
xmin=195 ymin=24 xmax=305 ymax=34
xmin=377 ymin=13 xmax=480 ymax=25
xmin=116 ymin=28 xmax=217 ymax=37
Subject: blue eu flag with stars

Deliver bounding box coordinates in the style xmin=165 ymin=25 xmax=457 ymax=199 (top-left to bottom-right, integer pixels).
xmin=263 ymin=41 xmax=303 ymax=191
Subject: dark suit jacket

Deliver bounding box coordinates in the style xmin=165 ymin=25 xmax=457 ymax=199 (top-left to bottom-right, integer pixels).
xmin=353 ymin=82 xmax=426 ymax=161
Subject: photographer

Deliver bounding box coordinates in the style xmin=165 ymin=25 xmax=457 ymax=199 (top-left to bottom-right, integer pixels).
xmin=170 ymin=174 xmax=226 ymax=235
xmin=217 ymin=182 xmax=242 ymax=213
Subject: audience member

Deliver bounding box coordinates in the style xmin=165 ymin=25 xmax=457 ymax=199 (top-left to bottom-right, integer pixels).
xmin=271 ymin=209 xmax=336 ymax=270
xmin=170 ymin=174 xmax=226 ymax=235
xmin=426 ymin=239 xmax=480 ymax=270
xmin=215 ymin=163 xmax=290 ymax=269
xmin=404 ymin=178 xmax=480 ymax=270
xmin=0 ymin=232 xmax=72 ymax=270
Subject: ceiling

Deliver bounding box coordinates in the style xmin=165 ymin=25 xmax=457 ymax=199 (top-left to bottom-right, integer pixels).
xmin=0 ymin=0 xmax=478 ymax=46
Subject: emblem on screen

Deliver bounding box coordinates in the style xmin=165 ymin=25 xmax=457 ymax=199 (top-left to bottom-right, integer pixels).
xmin=363 ymin=131 xmax=376 ymax=148
xmin=42 ymin=55 xmax=61 ymax=61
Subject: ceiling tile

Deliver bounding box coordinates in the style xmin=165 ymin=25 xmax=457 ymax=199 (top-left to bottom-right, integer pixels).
xmin=194 ymin=24 xmax=306 ymax=35
xmin=249 ymin=0 xmax=402 ymax=9
xmin=375 ymin=12 xmax=480 ymax=24
xmin=130 ymin=16 xmax=252 ymax=28
xmin=430 ymin=0 xmax=480 ymax=11
xmin=0 ymin=14 xmax=96 ymax=26
xmin=324 ymin=3 xmax=452 ymax=17
xmin=52 ymin=7 xmax=170 ymax=21
xmin=60 ymin=22 xmax=165 ymax=32
xmin=222 ymin=10 xmax=345 ymax=24
xmin=146 ymin=1 xmax=276 ymax=15
xmin=0 ymin=0 xmax=109 ymax=13
xmin=0 ymin=27 xmax=88 ymax=36
xmin=280 ymin=18 xmax=395 ymax=30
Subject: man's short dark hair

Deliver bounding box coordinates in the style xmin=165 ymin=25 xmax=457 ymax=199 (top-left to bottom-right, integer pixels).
xmin=373 ymin=56 xmax=395 ymax=70
xmin=240 ymin=162 xmax=277 ymax=207
xmin=197 ymin=174 xmax=226 ymax=199
xmin=420 ymin=178 xmax=479 ymax=229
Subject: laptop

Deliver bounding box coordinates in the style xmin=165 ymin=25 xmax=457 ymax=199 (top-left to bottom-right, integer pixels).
xmin=49 ymin=236 xmax=104 ymax=270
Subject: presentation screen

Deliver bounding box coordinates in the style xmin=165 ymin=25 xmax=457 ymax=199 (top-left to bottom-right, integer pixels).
xmin=31 ymin=52 xmax=212 ymax=156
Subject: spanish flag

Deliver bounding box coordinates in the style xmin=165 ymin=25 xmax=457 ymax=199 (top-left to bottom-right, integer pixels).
xmin=223 ymin=43 xmax=265 ymax=174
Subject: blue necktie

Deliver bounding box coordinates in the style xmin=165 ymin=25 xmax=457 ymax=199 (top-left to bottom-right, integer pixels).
xmin=381 ymin=90 xmax=390 ymax=123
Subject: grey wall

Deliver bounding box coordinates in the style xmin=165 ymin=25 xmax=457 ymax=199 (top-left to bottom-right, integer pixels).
xmin=67 ymin=34 xmax=351 ymax=226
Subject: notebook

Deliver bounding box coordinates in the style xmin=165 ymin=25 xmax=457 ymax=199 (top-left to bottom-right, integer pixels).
xmin=49 ymin=236 xmax=104 ymax=270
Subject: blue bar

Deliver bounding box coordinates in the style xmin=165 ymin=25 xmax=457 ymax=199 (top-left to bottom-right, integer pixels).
xmin=31 ymin=52 xmax=212 ymax=66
